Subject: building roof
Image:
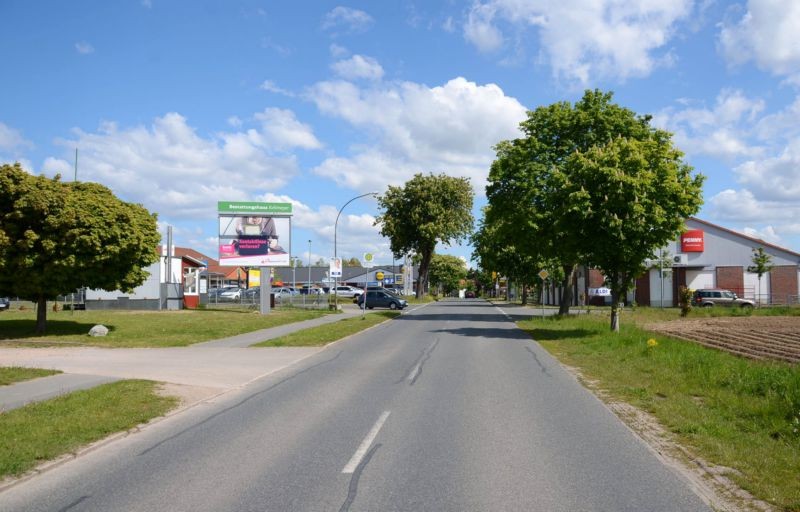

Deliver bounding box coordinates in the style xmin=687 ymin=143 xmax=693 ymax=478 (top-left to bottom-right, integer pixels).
xmin=688 ymin=217 xmax=800 ymax=259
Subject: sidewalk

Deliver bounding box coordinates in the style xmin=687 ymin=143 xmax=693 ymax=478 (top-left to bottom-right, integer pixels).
xmin=0 ymin=306 xmax=371 ymax=412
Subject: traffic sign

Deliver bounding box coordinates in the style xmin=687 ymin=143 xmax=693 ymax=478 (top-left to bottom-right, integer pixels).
xmin=538 ymin=269 xmax=549 ymax=280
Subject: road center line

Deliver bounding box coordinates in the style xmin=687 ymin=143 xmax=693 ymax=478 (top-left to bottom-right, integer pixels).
xmin=342 ymin=411 xmax=391 ymax=474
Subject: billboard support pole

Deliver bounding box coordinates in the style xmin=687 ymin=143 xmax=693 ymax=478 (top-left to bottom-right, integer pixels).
xmin=260 ymin=266 xmax=271 ymax=315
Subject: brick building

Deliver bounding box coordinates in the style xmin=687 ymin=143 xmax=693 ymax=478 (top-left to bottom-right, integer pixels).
xmin=635 ymin=217 xmax=800 ymax=306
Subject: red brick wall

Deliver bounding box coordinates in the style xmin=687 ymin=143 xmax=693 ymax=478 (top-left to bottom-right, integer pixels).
xmin=770 ymin=266 xmax=799 ymax=305
xmin=716 ymin=266 xmax=744 ymax=296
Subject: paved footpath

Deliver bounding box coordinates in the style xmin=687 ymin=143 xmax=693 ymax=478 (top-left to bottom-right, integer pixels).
xmin=0 ymin=306 xmax=376 ymax=412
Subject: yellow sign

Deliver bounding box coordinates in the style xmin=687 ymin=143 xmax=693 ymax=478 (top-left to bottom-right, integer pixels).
xmin=538 ymin=269 xmax=549 ymax=280
xmin=376 ymin=271 xmax=384 ymax=281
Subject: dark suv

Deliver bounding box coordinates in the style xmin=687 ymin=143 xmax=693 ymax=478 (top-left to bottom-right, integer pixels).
xmin=693 ymin=289 xmax=755 ymax=308
xmin=0 ymin=297 xmax=9 ymax=312
xmin=357 ymin=289 xmax=407 ymax=310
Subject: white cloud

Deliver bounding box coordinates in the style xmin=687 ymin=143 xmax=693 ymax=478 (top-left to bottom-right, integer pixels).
xmin=260 ymin=80 xmax=295 ymax=97
xmin=719 ymin=0 xmax=800 ymax=79
xmin=42 ymin=113 xmax=302 ymax=219
xmin=227 ymin=116 xmax=242 ymax=128
xmin=462 ymin=0 xmax=692 ymax=84
xmin=742 ymin=225 xmax=782 ymax=244
xmin=75 ymin=41 xmax=94 ymax=54
xmin=331 ymin=54 xmax=384 ymax=80
xmin=253 ymin=108 xmax=323 ymax=150
xmin=732 ymin=139 xmax=800 ymax=201
xmin=322 ymin=6 xmax=374 ymax=33
xmin=0 ymin=122 xmax=33 ymax=152
xmin=307 ymin=76 xmax=527 ymax=194
xmin=464 ymin=3 xmax=504 ymax=53
xmin=653 ymin=89 xmax=765 ymax=159
xmin=329 ymin=43 xmax=349 ymax=58
xmin=254 ymin=193 xmax=387 ymax=260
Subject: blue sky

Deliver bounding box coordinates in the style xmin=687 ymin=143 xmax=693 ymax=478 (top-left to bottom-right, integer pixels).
xmin=2 ymin=0 xmax=799 ymax=267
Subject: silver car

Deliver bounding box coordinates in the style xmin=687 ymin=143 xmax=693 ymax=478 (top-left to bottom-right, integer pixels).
xmin=693 ymin=289 xmax=755 ymax=308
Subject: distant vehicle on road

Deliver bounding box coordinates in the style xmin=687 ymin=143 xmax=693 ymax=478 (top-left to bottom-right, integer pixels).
xmin=358 ymin=289 xmax=407 ymax=310
xmin=0 ymin=297 xmax=9 ymax=311
xmin=692 ymin=289 xmax=754 ymax=308
xmin=465 ymin=290 xmax=476 ymax=298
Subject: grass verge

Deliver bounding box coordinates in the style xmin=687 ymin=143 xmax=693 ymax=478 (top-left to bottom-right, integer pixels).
xmin=0 ymin=380 xmax=178 ymax=479
xmin=0 ymin=367 xmax=61 ymax=386
xmin=254 ymin=311 xmax=400 ymax=347
xmin=518 ymin=313 xmax=800 ymax=511
xmin=0 ymin=308 xmax=331 ymax=348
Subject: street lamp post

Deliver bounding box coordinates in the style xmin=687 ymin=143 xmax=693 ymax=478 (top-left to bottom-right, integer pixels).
xmin=334 ymin=192 xmax=378 ymax=309
xmin=307 ymin=240 xmax=312 ymax=307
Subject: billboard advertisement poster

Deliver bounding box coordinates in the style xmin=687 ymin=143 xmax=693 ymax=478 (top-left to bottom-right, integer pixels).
xmin=218 ymin=202 xmax=292 ymax=267
xmin=330 ymin=258 xmax=342 ymax=278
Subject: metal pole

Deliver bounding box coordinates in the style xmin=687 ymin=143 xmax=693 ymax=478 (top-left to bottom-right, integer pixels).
xmin=334 ymin=192 xmax=377 ymax=310
xmin=307 ymin=240 xmax=311 ymax=307
xmin=659 ymin=248 xmax=664 ymax=308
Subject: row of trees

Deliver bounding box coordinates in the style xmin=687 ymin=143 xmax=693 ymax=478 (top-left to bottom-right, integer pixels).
xmin=2 ymin=90 xmax=705 ymax=334
xmin=473 ymin=90 xmax=705 ymax=331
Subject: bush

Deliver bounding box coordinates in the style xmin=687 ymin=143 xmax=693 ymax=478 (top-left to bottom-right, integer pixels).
xmin=678 ymin=286 xmax=693 ymax=317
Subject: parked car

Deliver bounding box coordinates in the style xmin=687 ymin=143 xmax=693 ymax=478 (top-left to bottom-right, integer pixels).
xmin=219 ymin=287 xmax=243 ymax=300
xmin=693 ymin=289 xmax=755 ymax=308
xmin=274 ymin=287 xmax=296 ymax=301
xmin=357 ymin=289 xmax=407 ymax=310
xmin=0 ymin=297 xmax=9 ymax=312
xmin=465 ymin=290 xmax=476 ymax=298
xmin=331 ymin=285 xmax=364 ymax=298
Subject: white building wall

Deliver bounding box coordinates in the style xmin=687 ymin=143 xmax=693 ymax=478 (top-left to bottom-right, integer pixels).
xmin=86 ymin=256 xmax=180 ymax=300
xmin=649 ymin=269 xmax=673 ymax=307
xmin=686 ymin=269 xmax=714 ymax=290
xmin=745 ymin=271 xmax=770 ymax=304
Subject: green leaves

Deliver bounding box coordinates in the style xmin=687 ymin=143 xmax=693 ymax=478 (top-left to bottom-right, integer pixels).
xmin=0 ymin=163 xmax=160 ymax=330
xmin=375 ymin=173 xmax=474 ymax=297
xmin=482 ymin=90 xmax=705 ymax=326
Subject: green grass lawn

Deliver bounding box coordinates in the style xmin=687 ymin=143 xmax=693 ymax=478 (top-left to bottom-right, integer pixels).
xmin=0 ymin=367 xmax=61 ymax=386
xmin=254 ymin=311 xmax=400 ymax=347
xmin=0 ymin=308 xmax=332 ymax=347
xmin=518 ymin=312 xmax=800 ymax=511
xmin=0 ymin=380 xmax=178 ymax=478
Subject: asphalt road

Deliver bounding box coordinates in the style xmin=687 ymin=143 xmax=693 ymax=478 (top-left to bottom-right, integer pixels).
xmin=1 ymin=299 xmax=711 ymax=511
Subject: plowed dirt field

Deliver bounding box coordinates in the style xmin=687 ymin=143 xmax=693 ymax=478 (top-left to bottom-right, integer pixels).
xmin=646 ymin=316 xmax=800 ymax=363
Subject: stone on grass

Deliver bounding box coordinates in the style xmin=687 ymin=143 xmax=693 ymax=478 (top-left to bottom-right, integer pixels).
xmin=89 ymin=324 xmax=109 ymax=337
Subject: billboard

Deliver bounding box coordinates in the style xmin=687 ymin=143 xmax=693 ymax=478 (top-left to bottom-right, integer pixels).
xmin=218 ymin=202 xmax=292 ymax=267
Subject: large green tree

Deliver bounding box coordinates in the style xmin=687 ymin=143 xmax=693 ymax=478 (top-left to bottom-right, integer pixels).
xmin=376 ymin=173 xmax=474 ymax=299
xmin=0 ymin=163 xmax=160 ymax=333
xmin=428 ymin=254 xmax=467 ymax=296
xmin=486 ymin=90 xmax=664 ymax=315
xmin=559 ymin=135 xmax=704 ymax=330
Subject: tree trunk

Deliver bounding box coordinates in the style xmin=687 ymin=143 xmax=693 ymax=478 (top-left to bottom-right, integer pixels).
xmin=521 ymin=284 xmax=528 ymax=305
xmin=416 ymin=251 xmax=432 ymax=300
xmin=609 ymin=290 xmax=621 ymax=332
xmin=35 ymin=295 xmax=47 ymax=335
xmin=558 ymin=264 xmax=577 ymax=315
